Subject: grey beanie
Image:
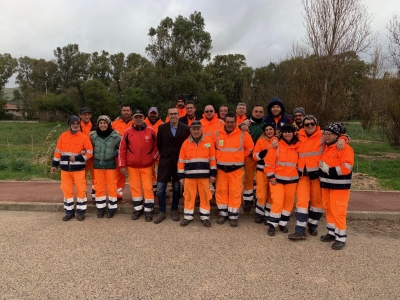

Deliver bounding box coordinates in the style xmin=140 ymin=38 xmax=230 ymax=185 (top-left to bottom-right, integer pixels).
xmin=67 ymin=115 xmax=80 ymax=125
xmin=302 ymin=115 xmax=318 ymax=126
xmin=293 ymin=107 xmax=306 ymax=116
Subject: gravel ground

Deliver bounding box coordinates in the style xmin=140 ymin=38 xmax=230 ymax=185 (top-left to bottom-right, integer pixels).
xmin=1 ymin=211 xmax=399 ymax=300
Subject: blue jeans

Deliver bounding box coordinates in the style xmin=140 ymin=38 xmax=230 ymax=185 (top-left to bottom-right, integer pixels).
xmin=157 ymin=181 xmax=180 ymax=213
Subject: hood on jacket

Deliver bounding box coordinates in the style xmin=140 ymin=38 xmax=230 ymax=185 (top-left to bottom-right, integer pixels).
xmin=267 ymin=97 xmax=286 ymax=117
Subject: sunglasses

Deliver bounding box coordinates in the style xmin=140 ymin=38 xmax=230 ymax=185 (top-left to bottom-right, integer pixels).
xmin=304 ymin=122 xmax=316 ymax=127
xmin=205 ymin=110 xmax=214 ymax=113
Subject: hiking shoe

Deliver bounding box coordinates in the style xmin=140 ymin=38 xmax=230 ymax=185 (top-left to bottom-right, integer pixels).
xmin=309 ymin=227 xmax=318 ymax=236
xmin=279 ymin=225 xmax=288 ymax=233
xmin=154 ymin=212 xmax=166 ymax=224
xmin=107 ymin=211 xmax=114 ymax=218
xmin=288 ymin=232 xmax=307 ymax=240
xmin=171 ymin=210 xmax=180 ymax=221
xmin=62 ymin=214 xmax=74 ymax=221
xmin=320 ymin=233 xmax=336 ymax=242
xmin=77 ymin=214 xmax=85 ymax=221
xmin=255 ymin=216 xmax=263 ymax=224
xmin=97 ymin=211 xmax=105 ymax=218
xmin=243 ymin=203 xmax=252 ymax=212
xmin=131 ymin=210 xmax=142 ymax=220
xmin=201 ymin=219 xmax=212 ymax=227
xmin=145 ymin=212 xmax=153 ymax=222
xmin=267 ymin=225 xmax=276 ymax=236
xmin=229 ymin=219 xmax=238 ymax=227
xmin=180 ymin=219 xmax=192 ymax=227
xmin=217 ymin=216 xmax=227 ymax=225
xmin=332 ymin=241 xmax=346 ymax=250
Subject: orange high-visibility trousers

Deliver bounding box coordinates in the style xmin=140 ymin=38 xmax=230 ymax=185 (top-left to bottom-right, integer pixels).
xmin=93 ymin=169 xmax=118 ymax=213
xmin=268 ymin=182 xmax=297 ymax=227
xmin=85 ymin=157 xmax=95 ymax=189
xmin=115 ymin=157 xmax=126 ymax=198
xmin=127 ymin=166 xmax=154 ymax=212
xmin=215 ymin=168 xmax=243 ymax=219
xmin=321 ymin=188 xmax=350 ymax=242
xmin=255 ymin=171 xmax=271 ymax=218
xmin=151 ymin=161 xmax=158 ymax=192
xmin=243 ymin=156 xmax=257 ymax=204
xmin=60 ymin=170 xmax=87 ymax=215
xmin=183 ymin=178 xmax=212 ymax=220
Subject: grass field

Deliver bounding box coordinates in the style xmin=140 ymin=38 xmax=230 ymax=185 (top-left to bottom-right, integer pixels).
xmin=0 ymin=121 xmax=399 ymax=190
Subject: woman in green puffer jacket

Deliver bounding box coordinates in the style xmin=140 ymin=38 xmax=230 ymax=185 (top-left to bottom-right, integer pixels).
xmin=90 ymin=115 xmax=121 ymax=218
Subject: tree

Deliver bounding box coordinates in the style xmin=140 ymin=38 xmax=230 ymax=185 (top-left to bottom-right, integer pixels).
xmin=302 ymin=0 xmax=375 ymax=123
xmin=89 ymin=50 xmax=111 ymax=86
xmin=0 ymin=53 xmax=18 ymax=89
xmin=388 ymin=14 xmax=400 ymax=71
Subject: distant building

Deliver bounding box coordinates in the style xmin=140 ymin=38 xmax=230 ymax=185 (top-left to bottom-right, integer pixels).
xmin=4 ymin=104 xmax=24 ymax=118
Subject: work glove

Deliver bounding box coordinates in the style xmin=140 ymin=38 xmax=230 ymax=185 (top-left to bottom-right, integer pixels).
xmin=258 ymin=149 xmax=268 ymax=159
xmin=319 ymin=161 xmax=330 ymax=175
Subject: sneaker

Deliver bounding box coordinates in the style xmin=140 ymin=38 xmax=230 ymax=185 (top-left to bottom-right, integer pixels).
xmin=97 ymin=211 xmax=105 ymax=218
xmin=267 ymin=225 xmax=275 ymax=236
xmin=279 ymin=225 xmax=288 ymax=233
xmin=288 ymin=232 xmax=307 ymax=240
xmin=131 ymin=210 xmax=142 ymax=220
xmin=332 ymin=241 xmax=346 ymax=250
xmin=217 ymin=216 xmax=227 ymax=225
xmin=243 ymin=203 xmax=252 ymax=212
xmin=229 ymin=219 xmax=238 ymax=227
xmin=320 ymin=233 xmax=336 ymax=242
xmin=171 ymin=210 xmax=180 ymax=221
xmin=107 ymin=211 xmax=114 ymax=218
xmin=255 ymin=216 xmax=263 ymax=224
xmin=201 ymin=219 xmax=211 ymax=227
xmin=62 ymin=214 xmax=74 ymax=221
xmin=309 ymin=227 xmax=318 ymax=236
xmin=77 ymin=214 xmax=85 ymax=221
xmin=145 ymin=212 xmax=153 ymax=222
xmin=180 ymin=219 xmax=192 ymax=227
xmin=154 ymin=212 xmax=166 ymax=224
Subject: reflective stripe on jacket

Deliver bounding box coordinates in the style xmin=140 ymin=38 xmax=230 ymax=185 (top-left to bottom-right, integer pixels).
xmin=319 ymin=143 xmax=354 ymax=190
xmin=52 ymin=130 xmax=93 ymax=172
xmin=177 ymin=135 xmax=217 ymax=180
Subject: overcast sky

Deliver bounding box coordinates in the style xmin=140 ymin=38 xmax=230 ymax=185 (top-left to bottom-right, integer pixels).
xmin=1 ymin=0 xmax=398 ymax=87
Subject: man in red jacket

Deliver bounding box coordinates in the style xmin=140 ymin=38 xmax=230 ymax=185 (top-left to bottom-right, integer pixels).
xmin=119 ymin=109 xmax=159 ymax=221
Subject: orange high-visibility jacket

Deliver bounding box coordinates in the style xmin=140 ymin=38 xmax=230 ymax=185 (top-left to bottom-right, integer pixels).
xmin=265 ymin=139 xmax=300 ymax=184
xmin=253 ymin=135 xmax=273 ymax=172
xmin=319 ymin=143 xmax=354 ymax=190
xmin=112 ymin=119 xmax=133 ymax=136
xmin=52 ymin=130 xmax=93 ymax=172
xmin=212 ymin=126 xmax=254 ymax=171
xmin=80 ymin=120 xmax=94 ymax=136
xmin=200 ymin=114 xmax=224 ymax=137
xmin=236 ymin=115 xmax=247 ymax=125
xmin=297 ymin=127 xmax=325 ymax=179
xmin=177 ymin=135 xmax=217 ymax=180
xmin=144 ymin=118 xmax=164 ymax=134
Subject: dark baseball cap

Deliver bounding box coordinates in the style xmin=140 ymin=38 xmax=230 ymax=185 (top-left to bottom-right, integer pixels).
xmin=79 ymin=107 xmax=92 ymax=114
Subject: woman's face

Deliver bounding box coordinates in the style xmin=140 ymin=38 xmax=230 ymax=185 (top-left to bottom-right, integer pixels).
xmin=265 ymin=126 xmax=275 ymax=138
xmin=98 ymin=120 xmax=108 ymax=131
xmin=282 ymin=130 xmax=293 ymax=142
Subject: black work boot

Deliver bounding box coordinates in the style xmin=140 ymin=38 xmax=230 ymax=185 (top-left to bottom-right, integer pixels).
xmin=267 ymin=225 xmax=276 ymax=236
xmin=131 ymin=210 xmax=142 ymax=220
xmin=332 ymin=241 xmax=346 ymax=250
xmin=279 ymin=225 xmax=288 ymax=233
xmin=288 ymin=232 xmax=307 ymax=240
xmin=320 ymin=233 xmax=336 ymax=242
xmin=217 ymin=216 xmax=227 ymax=225
xmin=308 ymin=227 xmax=318 ymax=236
xmin=62 ymin=214 xmax=74 ymax=221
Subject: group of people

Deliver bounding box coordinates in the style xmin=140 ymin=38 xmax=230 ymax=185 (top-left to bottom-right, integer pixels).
xmin=52 ymin=95 xmax=354 ymax=250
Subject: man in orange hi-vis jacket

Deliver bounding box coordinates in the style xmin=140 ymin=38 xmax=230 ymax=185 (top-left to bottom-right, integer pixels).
xmin=200 ymin=104 xmax=224 ymax=138
xmin=112 ymin=104 xmax=133 ymax=201
xmin=178 ymin=121 xmax=217 ymax=227
xmin=212 ymin=111 xmax=254 ymax=227
xmin=52 ymin=115 xmax=93 ymax=221
xmin=319 ymin=122 xmax=354 ymax=250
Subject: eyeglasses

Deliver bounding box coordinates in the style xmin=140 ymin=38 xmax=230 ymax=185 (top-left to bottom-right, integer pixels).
xmin=205 ymin=110 xmax=214 ymax=113
xmin=304 ymin=122 xmax=316 ymax=127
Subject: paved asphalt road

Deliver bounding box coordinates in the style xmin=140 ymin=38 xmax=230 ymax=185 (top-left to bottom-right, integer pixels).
xmin=1 ymin=211 xmax=399 ymax=299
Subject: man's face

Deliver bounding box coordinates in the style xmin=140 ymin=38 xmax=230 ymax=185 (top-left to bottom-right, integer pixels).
xmin=252 ymin=106 xmax=264 ymax=119
xmin=236 ymin=104 xmax=246 ymax=116
xmin=204 ymin=105 xmax=215 ymax=120
xmin=324 ymin=131 xmax=338 ymax=144
xmin=186 ymin=104 xmax=196 ymax=117
xmin=177 ymin=99 xmax=185 ymax=109
xmin=190 ymin=126 xmax=202 ymax=139
xmin=79 ymin=112 xmax=91 ymax=123
xmin=70 ymin=121 xmax=80 ymax=131
xmin=225 ymin=116 xmax=236 ymax=132
xmin=133 ymin=114 xmax=144 ymax=126
xmin=303 ymin=119 xmax=317 ymax=135
xmin=148 ymin=111 xmax=158 ymax=123
xmin=294 ymin=113 xmax=304 ymax=126
xmin=121 ymin=106 xmax=132 ymax=120
xmin=271 ymin=105 xmax=282 ymax=116
xmin=219 ymin=106 xmax=228 ymax=119
xmin=168 ymin=108 xmax=179 ymax=123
